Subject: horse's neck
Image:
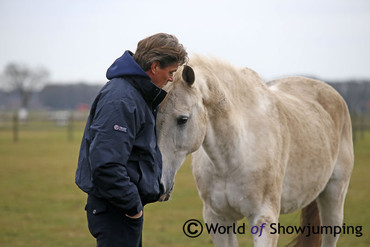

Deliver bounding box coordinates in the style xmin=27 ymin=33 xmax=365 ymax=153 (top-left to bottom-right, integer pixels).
xmin=200 ymin=70 xmax=273 ymax=172
xmin=202 ymin=66 xmax=270 ymax=113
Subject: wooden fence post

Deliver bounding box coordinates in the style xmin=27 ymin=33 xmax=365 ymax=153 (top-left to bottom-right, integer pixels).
xmin=13 ymin=112 xmax=19 ymax=142
xmin=360 ymin=113 xmax=365 ymax=139
xmin=351 ymin=110 xmax=358 ymax=144
xmin=67 ymin=111 xmax=74 ymax=142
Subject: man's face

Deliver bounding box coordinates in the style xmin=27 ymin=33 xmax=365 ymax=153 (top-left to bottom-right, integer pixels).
xmin=148 ymin=62 xmax=179 ymax=88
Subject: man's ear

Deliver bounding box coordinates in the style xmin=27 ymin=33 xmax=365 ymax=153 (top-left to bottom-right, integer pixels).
xmin=150 ymin=61 xmax=160 ymax=74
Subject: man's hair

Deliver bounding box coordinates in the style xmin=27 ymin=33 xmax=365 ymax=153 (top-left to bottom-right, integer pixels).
xmin=133 ymin=33 xmax=188 ymax=71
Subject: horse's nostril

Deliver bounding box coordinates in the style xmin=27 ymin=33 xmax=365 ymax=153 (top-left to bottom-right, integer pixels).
xmin=158 ymin=182 xmax=174 ymax=202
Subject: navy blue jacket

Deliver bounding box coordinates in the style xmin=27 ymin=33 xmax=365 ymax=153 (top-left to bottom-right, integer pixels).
xmin=75 ymin=51 xmax=167 ymax=216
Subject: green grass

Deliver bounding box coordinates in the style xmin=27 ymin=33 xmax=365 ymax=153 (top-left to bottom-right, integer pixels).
xmin=0 ymin=122 xmax=369 ymax=246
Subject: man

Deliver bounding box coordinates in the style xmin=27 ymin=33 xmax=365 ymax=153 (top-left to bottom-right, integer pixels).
xmin=75 ymin=33 xmax=188 ymax=247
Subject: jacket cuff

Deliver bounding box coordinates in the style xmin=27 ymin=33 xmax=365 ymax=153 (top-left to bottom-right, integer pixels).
xmin=126 ymin=202 xmax=143 ymax=216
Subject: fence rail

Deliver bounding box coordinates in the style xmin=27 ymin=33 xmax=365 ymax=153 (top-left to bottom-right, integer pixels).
xmin=1 ymin=110 xmax=369 ymax=144
xmin=0 ymin=110 xmax=88 ymax=142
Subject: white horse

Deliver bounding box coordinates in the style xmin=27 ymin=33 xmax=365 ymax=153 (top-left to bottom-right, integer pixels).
xmin=157 ymin=55 xmax=354 ymax=247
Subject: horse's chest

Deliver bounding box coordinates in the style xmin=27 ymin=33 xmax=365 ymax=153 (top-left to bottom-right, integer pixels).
xmin=206 ymin=178 xmax=245 ymax=218
xmin=208 ymin=181 xmax=228 ymax=209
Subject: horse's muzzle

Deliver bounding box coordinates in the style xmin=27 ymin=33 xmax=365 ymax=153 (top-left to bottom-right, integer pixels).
xmin=158 ymin=184 xmax=174 ymax=202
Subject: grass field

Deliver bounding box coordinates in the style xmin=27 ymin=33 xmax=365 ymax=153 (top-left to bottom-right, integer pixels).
xmin=0 ymin=120 xmax=369 ymax=246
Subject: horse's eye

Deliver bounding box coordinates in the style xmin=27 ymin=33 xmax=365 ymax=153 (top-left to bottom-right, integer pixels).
xmin=177 ymin=115 xmax=189 ymax=125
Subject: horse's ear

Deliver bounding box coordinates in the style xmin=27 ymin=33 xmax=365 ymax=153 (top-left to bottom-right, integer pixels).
xmin=182 ymin=65 xmax=195 ymax=86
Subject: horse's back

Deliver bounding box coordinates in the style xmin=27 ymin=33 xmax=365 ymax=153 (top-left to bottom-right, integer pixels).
xmin=267 ymin=77 xmax=349 ymax=130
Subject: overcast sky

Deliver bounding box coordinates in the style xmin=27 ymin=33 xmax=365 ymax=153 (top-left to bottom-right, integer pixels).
xmin=1 ymin=0 xmax=369 ymax=83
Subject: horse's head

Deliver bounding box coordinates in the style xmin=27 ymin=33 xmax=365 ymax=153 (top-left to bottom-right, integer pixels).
xmin=157 ymin=65 xmax=207 ymax=201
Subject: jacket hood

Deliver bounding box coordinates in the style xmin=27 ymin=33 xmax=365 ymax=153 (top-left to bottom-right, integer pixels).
xmin=106 ymin=50 xmax=149 ymax=80
xmin=106 ymin=50 xmax=167 ymax=109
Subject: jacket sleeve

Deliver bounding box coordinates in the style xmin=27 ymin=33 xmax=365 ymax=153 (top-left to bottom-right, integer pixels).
xmin=89 ymin=99 xmax=142 ymax=216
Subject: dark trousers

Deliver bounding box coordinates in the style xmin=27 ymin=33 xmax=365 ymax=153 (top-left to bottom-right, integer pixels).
xmin=85 ymin=195 xmax=143 ymax=247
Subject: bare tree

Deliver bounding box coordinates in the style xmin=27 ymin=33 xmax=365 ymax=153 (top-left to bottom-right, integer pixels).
xmin=3 ymin=63 xmax=49 ymax=109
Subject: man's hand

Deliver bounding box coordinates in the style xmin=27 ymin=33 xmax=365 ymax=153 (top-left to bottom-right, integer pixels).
xmin=125 ymin=210 xmax=143 ymax=219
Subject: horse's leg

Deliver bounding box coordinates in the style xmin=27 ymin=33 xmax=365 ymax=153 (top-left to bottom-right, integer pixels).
xmin=316 ymin=172 xmax=352 ymax=246
xmin=193 ymin=148 xmax=239 ymax=246
xmin=247 ymin=209 xmax=280 ymax=247
xmin=316 ymin=137 xmax=353 ymax=247
xmin=203 ymin=204 xmax=239 ymax=247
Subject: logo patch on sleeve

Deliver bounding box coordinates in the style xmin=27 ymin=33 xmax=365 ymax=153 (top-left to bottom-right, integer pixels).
xmin=113 ymin=124 xmax=127 ymax=133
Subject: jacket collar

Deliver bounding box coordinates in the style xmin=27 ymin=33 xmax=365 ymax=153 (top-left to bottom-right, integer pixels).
xmin=129 ymin=76 xmax=167 ymax=110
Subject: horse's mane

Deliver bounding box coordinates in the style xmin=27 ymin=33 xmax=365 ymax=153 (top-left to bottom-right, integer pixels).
xmin=186 ymin=54 xmax=267 ymax=109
